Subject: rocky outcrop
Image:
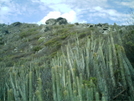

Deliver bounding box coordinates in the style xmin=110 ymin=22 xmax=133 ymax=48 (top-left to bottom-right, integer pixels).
xmin=45 ymin=19 xmax=56 ymax=25
xmin=11 ymin=22 xmax=22 ymax=26
xmin=45 ymin=17 xmax=68 ymax=25
xmin=74 ymin=23 xmax=121 ymax=34
xmin=56 ymin=17 xmax=68 ymax=25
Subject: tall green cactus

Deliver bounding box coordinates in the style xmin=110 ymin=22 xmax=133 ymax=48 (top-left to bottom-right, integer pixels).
xmin=0 ymin=29 xmax=134 ymax=101
xmin=29 ymin=71 xmax=33 ymax=101
xmin=51 ymin=32 xmax=134 ymax=101
xmin=7 ymin=89 xmax=14 ymax=101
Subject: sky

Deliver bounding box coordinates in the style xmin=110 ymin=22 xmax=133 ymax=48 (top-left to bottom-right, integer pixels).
xmin=0 ymin=0 xmax=134 ymax=25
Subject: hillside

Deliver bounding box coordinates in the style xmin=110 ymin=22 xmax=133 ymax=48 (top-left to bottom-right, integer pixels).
xmin=0 ymin=18 xmax=134 ymax=101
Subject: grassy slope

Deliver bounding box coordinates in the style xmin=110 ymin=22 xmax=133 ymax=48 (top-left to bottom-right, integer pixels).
xmin=0 ymin=22 xmax=134 ymax=101
xmin=0 ymin=23 xmax=98 ymax=66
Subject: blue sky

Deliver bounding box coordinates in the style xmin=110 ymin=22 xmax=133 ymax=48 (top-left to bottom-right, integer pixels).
xmin=0 ymin=0 xmax=134 ymax=25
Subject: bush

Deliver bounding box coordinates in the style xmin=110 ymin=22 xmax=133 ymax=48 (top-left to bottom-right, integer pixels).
xmin=19 ymin=28 xmax=39 ymax=38
xmin=32 ymin=46 xmax=42 ymax=52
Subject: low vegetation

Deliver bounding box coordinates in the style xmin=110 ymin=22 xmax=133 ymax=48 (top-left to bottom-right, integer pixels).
xmin=0 ymin=22 xmax=134 ymax=101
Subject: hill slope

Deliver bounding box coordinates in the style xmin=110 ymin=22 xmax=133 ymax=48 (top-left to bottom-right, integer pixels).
xmin=0 ymin=21 xmax=134 ymax=101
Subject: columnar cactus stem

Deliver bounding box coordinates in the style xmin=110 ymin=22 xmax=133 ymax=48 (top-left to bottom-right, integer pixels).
xmin=76 ymin=76 xmax=82 ymax=101
xmin=95 ymin=92 xmax=100 ymax=101
xmin=116 ymin=45 xmax=127 ymax=87
xmin=52 ymin=67 xmax=57 ymax=101
xmin=35 ymin=90 xmax=43 ymax=101
xmin=55 ymin=67 xmax=61 ymax=101
xmin=108 ymin=44 xmax=116 ymax=87
xmin=67 ymin=70 xmax=73 ymax=101
xmin=66 ymin=46 xmax=75 ymax=81
xmin=7 ymin=89 xmax=14 ymax=101
xmin=29 ymin=71 xmax=33 ymax=101
xmin=36 ymin=77 xmax=43 ymax=101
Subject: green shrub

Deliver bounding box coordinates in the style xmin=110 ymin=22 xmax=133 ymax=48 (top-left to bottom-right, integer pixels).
xmin=38 ymin=37 xmax=46 ymax=44
xmin=32 ymin=46 xmax=42 ymax=52
xmin=20 ymin=31 xmax=29 ymax=38
xmin=19 ymin=28 xmax=39 ymax=38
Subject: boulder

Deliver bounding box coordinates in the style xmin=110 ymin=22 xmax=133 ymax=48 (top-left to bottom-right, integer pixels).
xmin=95 ymin=23 xmax=103 ymax=27
xmin=103 ymin=27 xmax=109 ymax=31
xmin=11 ymin=22 xmax=22 ymax=26
xmin=56 ymin=17 xmax=68 ymax=25
xmin=0 ymin=24 xmax=7 ymax=27
xmin=102 ymin=23 xmax=108 ymax=26
xmin=89 ymin=24 xmax=95 ymax=27
xmin=75 ymin=24 xmax=89 ymax=28
xmin=45 ymin=19 xmax=56 ymax=25
xmin=45 ymin=17 xmax=68 ymax=25
xmin=74 ymin=22 xmax=79 ymax=25
xmin=44 ymin=26 xmax=51 ymax=32
xmin=0 ymin=29 xmax=9 ymax=35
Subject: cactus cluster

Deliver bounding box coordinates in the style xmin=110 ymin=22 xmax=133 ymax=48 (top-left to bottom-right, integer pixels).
xmin=0 ymin=31 xmax=134 ymax=101
xmin=51 ymin=33 xmax=134 ymax=101
xmin=0 ymin=65 xmax=52 ymax=101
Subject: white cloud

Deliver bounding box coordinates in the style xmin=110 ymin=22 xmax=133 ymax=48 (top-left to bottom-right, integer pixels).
xmin=32 ymin=0 xmax=108 ymax=12
xmin=38 ymin=10 xmax=77 ymax=24
xmin=32 ymin=0 xmax=110 ymax=24
xmin=62 ymin=10 xmax=77 ymax=22
xmin=65 ymin=0 xmax=108 ymax=9
xmin=0 ymin=6 xmax=10 ymax=15
xmin=0 ymin=6 xmax=11 ymax=23
xmin=39 ymin=0 xmax=63 ymax=4
xmin=0 ymin=0 xmax=132 ymax=25
xmin=0 ymin=0 xmax=24 ymax=23
xmin=94 ymin=6 xmax=103 ymax=11
xmin=49 ymin=4 xmax=72 ymax=13
xmin=93 ymin=6 xmax=125 ymax=17
xmin=0 ymin=0 xmax=9 ymax=23
xmin=32 ymin=0 xmax=72 ymax=13
xmin=121 ymin=1 xmax=134 ymax=8
xmin=0 ymin=0 xmax=10 ymax=3
xmin=31 ymin=0 xmax=64 ymax=4
xmin=30 ymin=0 xmax=40 ymax=3
xmin=93 ymin=6 xmax=118 ymax=16
xmin=86 ymin=6 xmax=132 ymax=24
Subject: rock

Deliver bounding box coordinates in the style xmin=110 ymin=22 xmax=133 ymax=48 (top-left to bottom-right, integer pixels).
xmin=40 ymin=25 xmax=52 ymax=32
xmin=44 ymin=26 xmax=51 ymax=32
xmin=102 ymin=23 xmax=108 ymax=26
xmin=75 ymin=24 xmax=89 ymax=28
xmin=75 ymin=23 xmax=79 ymax=25
xmin=103 ymin=27 xmax=109 ymax=31
xmin=56 ymin=17 xmax=68 ymax=25
xmin=0 ymin=24 xmax=7 ymax=27
xmin=45 ymin=19 xmax=56 ymax=25
xmin=120 ymin=27 xmax=126 ymax=31
xmin=99 ymin=30 xmax=104 ymax=33
xmin=0 ymin=37 xmax=4 ymax=45
xmin=0 ymin=29 xmax=9 ymax=36
xmin=102 ymin=30 xmax=109 ymax=34
xmin=89 ymin=24 xmax=95 ymax=27
xmin=11 ymin=22 xmax=22 ymax=26
xmin=45 ymin=17 xmax=68 ymax=25
xmin=38 ymin=37 xmax=46 ymax=41
xmin=95 ymin=23 xmax=103 ymax=27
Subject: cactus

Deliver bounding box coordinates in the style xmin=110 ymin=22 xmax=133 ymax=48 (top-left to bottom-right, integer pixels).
xmin=7 ymin=89 xmax=14 ymax=101
xmin=51 ymin=32 xmax=134 ymax=101
xmin=0 ymin=28 xmax=134 ymax=101
xmin=28 ymin=71 xmax=33 ymax=101
xmin=35 ymin=90 xmax=42 ymax=101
